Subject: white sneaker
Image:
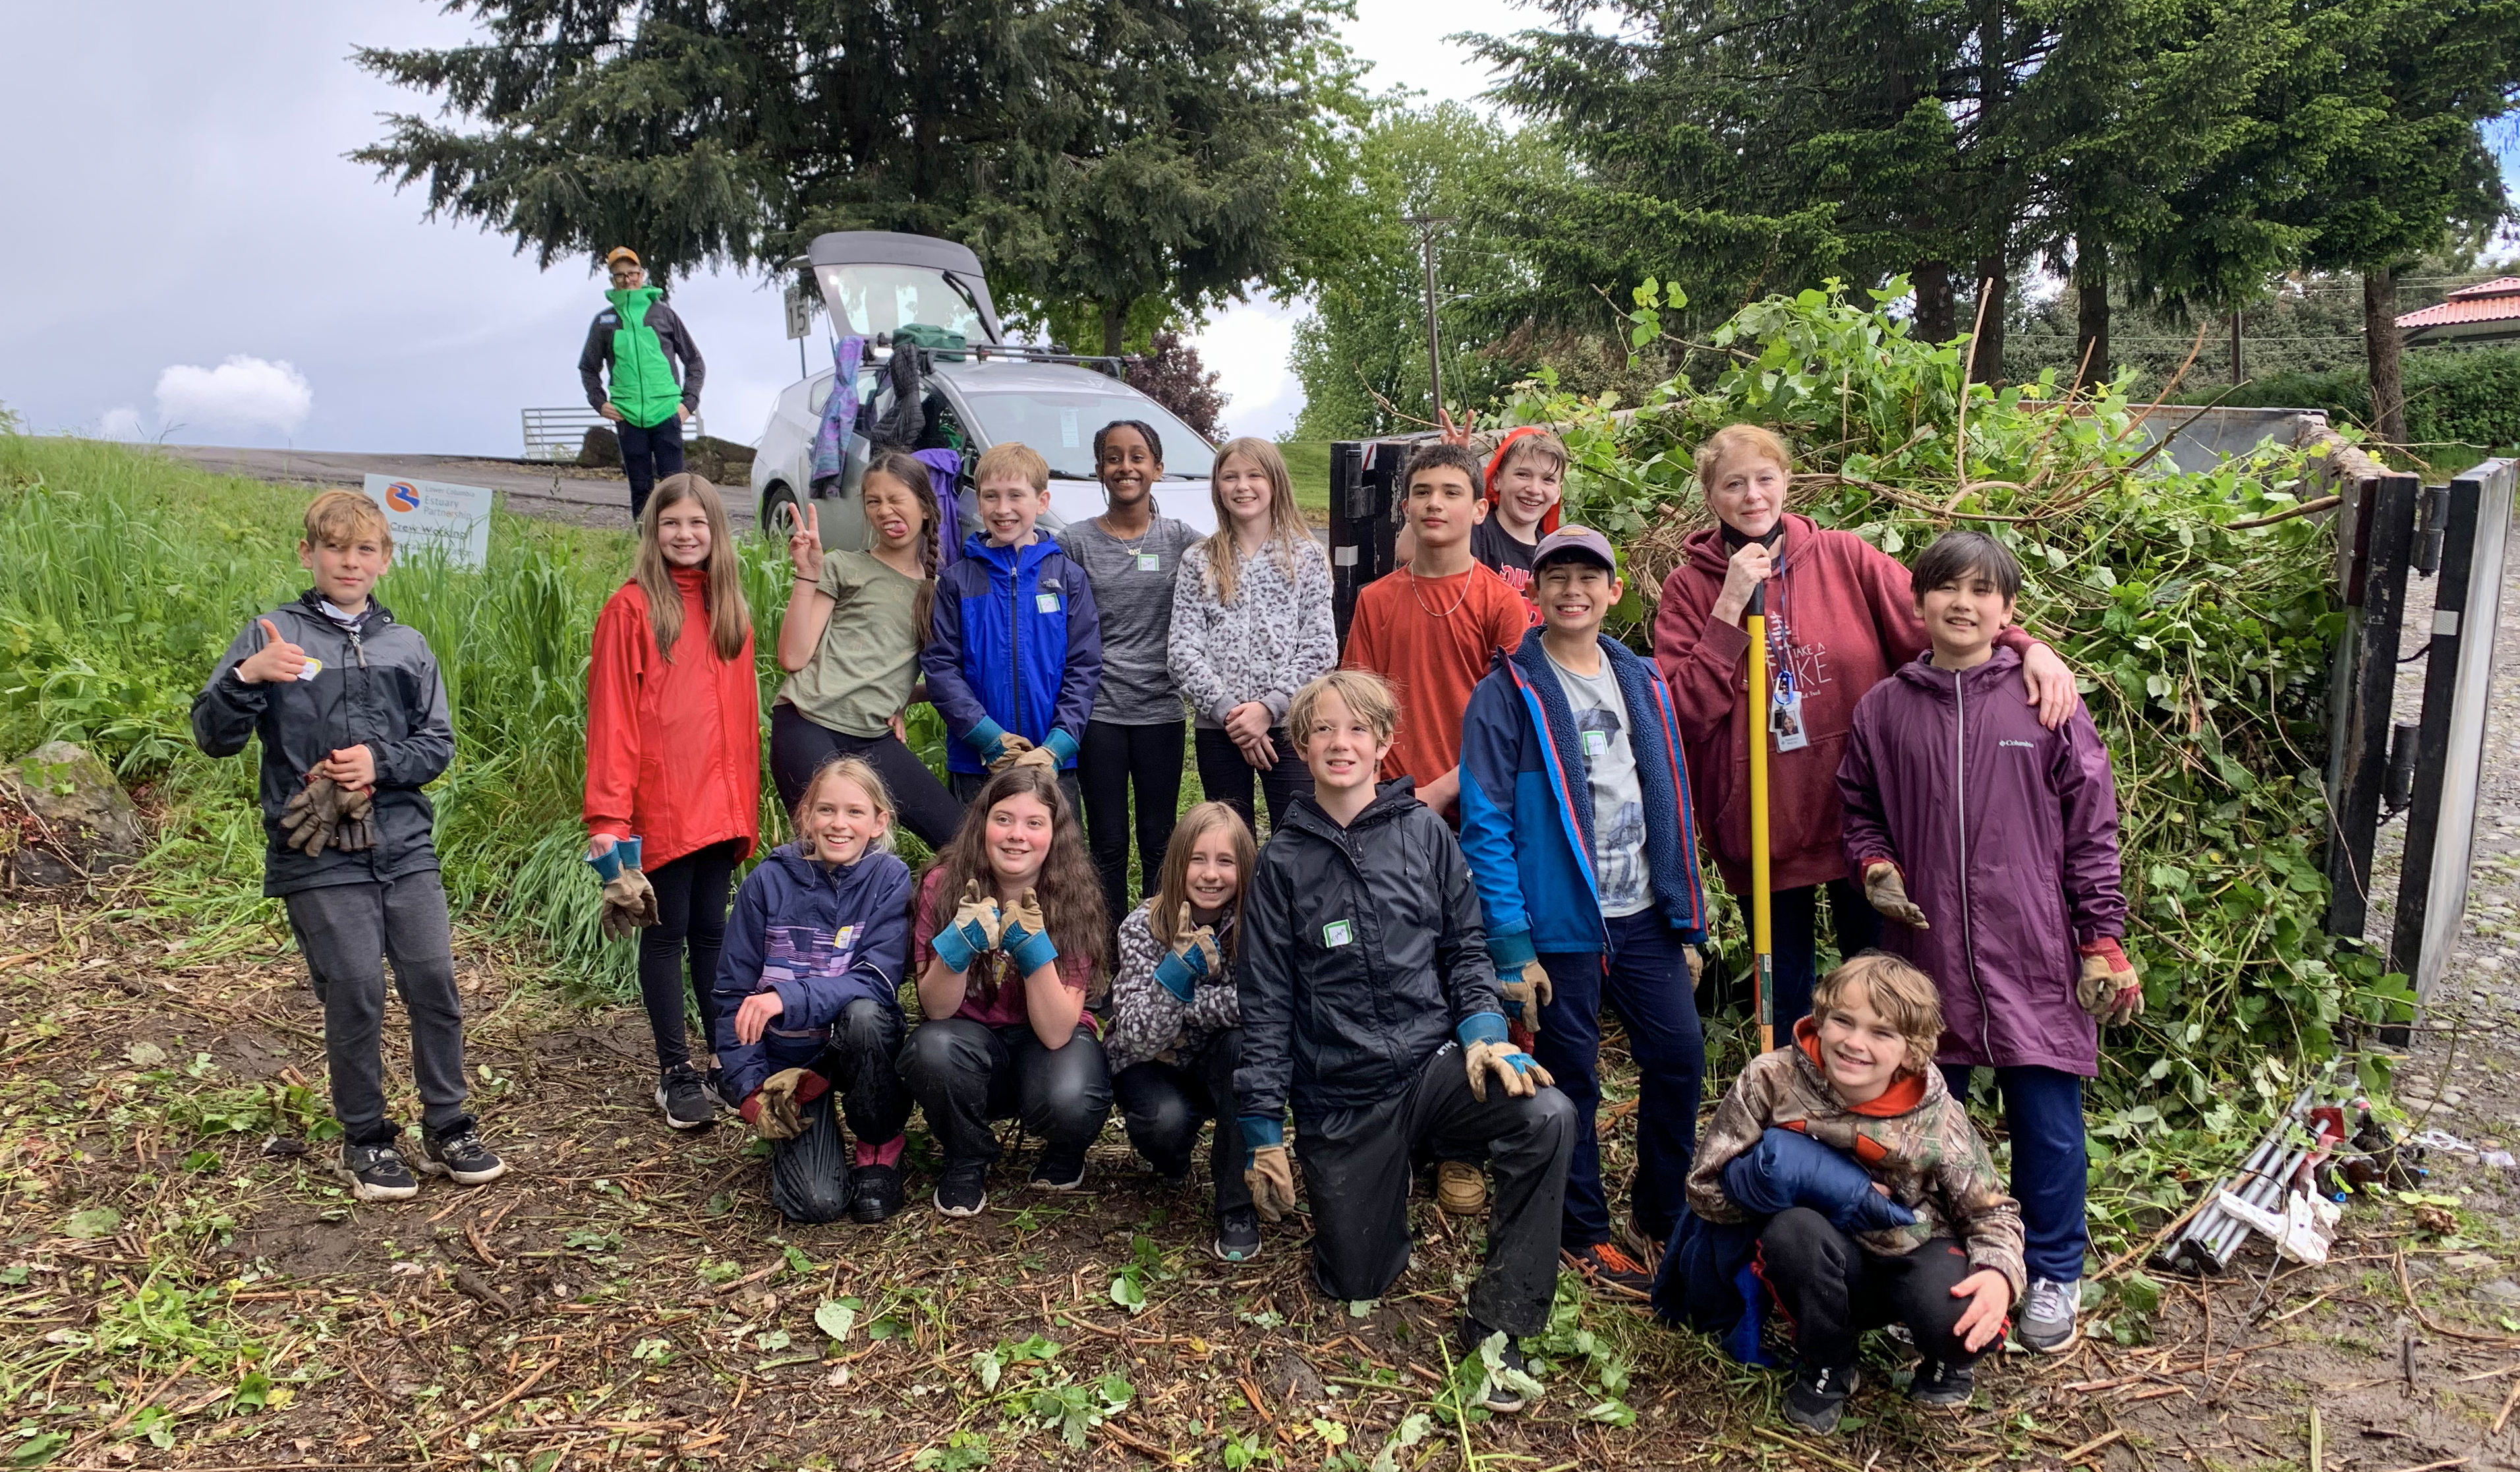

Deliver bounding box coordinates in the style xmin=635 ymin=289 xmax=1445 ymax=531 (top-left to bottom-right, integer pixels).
xmin=2020 ymin=1277 xmax=2080 ymax=1353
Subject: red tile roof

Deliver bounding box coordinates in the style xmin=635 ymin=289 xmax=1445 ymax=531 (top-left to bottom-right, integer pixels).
xmin=2398 ymin=278 xmax=2520 ymax=329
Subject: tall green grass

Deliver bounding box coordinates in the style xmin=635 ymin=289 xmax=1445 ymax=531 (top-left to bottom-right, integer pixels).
xmin=0 ymin=435 xmax=813 ymax=995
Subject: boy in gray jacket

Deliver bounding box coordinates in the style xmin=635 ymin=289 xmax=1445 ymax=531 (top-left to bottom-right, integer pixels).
xmin=190 ymin=491 xmax=507 ymax=1202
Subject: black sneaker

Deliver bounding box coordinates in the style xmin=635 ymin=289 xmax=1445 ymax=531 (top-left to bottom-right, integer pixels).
xmin=1783 ymin=1365 xmax=1859 ymax=1434
xmin=1214 ymin=1206 xmax=1263 ymax=1262
xmin=655 ymin=1064 xmax=716 ymax=1131
xmin=934 ymin=1159 xmax=989 ymax=1218
xmin=418 ymin=1123 xmax=509 ymax=1186
xmin=850 ymin=1163 xmax=903 ymax=1223
xmin=1910 ymin=1359 xmax=1974 ymax=1407
xmin=337 ymin=1140 xmax=418 ymax=1202
xmin=1029 ymin=1145 xmax=1088 ymax=1192
xmin=701 ymin=1065 xmax=730 ymax=1109
xmin=1456 ymin=1317 xmax=1535 ymax=1414
xmin=1563 ymin=1241 xmax=1656 ymax=1300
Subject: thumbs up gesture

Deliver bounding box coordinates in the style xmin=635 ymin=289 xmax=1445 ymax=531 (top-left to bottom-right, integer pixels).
xmin=788 ymin=502 xmax=825 ymax=583
xmin=237 ymin=618 xmax=310 ymax=684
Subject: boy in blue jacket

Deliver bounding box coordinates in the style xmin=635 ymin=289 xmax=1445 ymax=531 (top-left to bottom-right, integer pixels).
xmin=715 ymin=758 xmax=917 ymax=1224
xmin=1460 ymin=526 xmax=1710 ymax=1299
xmin=921 ymin=441 xmax=1102 ymax=807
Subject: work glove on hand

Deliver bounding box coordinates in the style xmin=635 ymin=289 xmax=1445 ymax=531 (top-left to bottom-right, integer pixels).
xmin=1152 ymin=903 xmax=1222 ymax=1003
xmin=1010 ymin=744 xmax=1059 ymax=773
xmin=1456 ymin=1013 xmax=1555 ymax=1103
xmin=1240 ymin=1116 xmax=1298 ymax=1222
xmin=586 ymin=837 xmax=660 ymax=940
xmin=1495 ymin=961 xmax=1552 ymax=1034
xmin=332 ymin=784 xmax=376 ymax=852
xmin=998 ymin=888 xmax=1060 ymax=976
xmin=741 ymin=1067 xmax=830 ymax=1140
xmin=1862 ymin=862 xmax=1931 ymax=929
xmin=985 ymin=732 xmax=1036 ymax=773
xmin=2076 ymin=937 xmax=2144 ymax=1024
xmin=281 ymin=774 xmax=360 ymax=857
xmin=931 ymin=880 xmax=1004 ymax=973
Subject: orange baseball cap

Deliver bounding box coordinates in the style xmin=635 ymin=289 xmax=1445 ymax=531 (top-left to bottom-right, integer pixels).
xmin=605 ymin=247 xmax=642 ymax=268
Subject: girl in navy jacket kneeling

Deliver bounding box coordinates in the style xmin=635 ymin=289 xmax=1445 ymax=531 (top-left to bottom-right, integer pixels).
xmin=714 ymin=757 xmax=916 ymax=1225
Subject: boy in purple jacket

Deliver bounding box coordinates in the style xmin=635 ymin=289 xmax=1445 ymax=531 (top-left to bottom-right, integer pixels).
xmin=1834 ymin=530 xmax=2139 ymax=1355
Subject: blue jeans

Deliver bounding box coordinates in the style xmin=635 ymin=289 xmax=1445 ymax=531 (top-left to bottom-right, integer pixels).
xmin=1535 ymin=909 xmax=1705 ymax=1247
xmin=1941 ymin=1064 xmax=2088 ymax=1283
xmin=617 ymin=413 xmax=686 ymax=521
xmin=1768 ymin=878 xmax=1880 ymax=1038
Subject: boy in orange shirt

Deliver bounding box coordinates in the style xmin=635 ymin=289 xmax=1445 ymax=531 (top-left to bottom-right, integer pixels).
xmin=1340 ymin=443 xmax=1530 ymax=820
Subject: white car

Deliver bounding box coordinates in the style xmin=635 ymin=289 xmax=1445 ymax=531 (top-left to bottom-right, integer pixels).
xmin=751 ymin=230 xmax=1217 ymax=550
xmin=751 ymin=355 xmax=1218 ymax=551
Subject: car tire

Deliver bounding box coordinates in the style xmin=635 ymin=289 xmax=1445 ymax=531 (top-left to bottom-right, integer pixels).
xmin=761 ymin=481 xmax=800 ymax=542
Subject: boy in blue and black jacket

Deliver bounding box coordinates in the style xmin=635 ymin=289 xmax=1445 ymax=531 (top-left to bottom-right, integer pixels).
xmin=921 ymin=441 xmax=1102 ymax=807
xmin=1460 ymin=526 xmax=1709 ymax=1300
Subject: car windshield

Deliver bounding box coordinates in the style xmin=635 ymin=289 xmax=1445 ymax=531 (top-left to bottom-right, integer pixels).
xmin=816 ymin=264 xmax=985 ymax=341
xmin=956 ymin=387 xmax=1210 ymax=481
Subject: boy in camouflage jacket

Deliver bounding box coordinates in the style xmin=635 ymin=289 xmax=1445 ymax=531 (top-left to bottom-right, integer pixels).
xmin=1687 ymin=953 xmax=2024 ymax=1432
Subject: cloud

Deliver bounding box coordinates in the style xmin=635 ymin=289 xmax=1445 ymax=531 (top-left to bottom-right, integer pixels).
xmin=98 ymin=405 xmax=146 ymax=440
xmin=153 ymin=355 xmax=312 ymax=436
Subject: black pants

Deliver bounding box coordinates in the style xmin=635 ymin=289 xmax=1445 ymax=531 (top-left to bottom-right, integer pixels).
xmin=898 ymin=1017 xmax=1113 ymax=1165
xmin=1534 ymin=910 xmax=1704 ymax=1248
xmin=950 ymin=767 xmax=1084 ymax=816
xmin=639 ymin=839 xmax=743 ymax=1072
xmin=1765 ymin=877 xmax=1881 ymax=1038
xmin=1112 ymin=1029 xmax=1251 ymax=1215
xmin=1080 ymin=721 xmax=1184 ymax=920
xmin=618 ymin=413 xmax=685 ymax=521
xmin=1194 ymin=726 xmax=1310 ymax=835
xmin=1758 ymin=1210 xmax=1982 ymax=1372
xmin=770 ymin=703 xmax=964 ymax=850
xmin=769 ymin=999 xmax=912 ymax=1223
xmin=1298 ymin=1045 xmax=1576 ymax=1335
xmin=283 ymin=871 xmax=469 ymax=1146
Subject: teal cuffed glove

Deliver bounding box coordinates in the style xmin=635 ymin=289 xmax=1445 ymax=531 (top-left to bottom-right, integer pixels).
xmin=1456 ymin=1011 xmax=1553 ymax=1102
xmin=930 ymin=880 xmax=1004 ymax=974
xmin=1043 ymin=728 xmax=1080 ymax=765
xmin=1240 ymin=1115 xmax=1296 ymax=1222
xmin=999 ymin=888 xmax=1059 ymax=975
xmin=1151 ymin=903 xmax=1220 ymax=1003
xmin=967 ymin=717 xmax=1014 ymax=765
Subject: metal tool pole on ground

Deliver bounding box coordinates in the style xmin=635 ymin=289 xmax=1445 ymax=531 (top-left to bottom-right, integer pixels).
xmin=1748 ymin=581 xmax=1775 ymax=1052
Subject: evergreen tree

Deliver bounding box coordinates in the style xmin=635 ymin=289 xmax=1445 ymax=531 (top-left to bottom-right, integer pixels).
xmin=351 ymin=0 xmax=1355 ymax=343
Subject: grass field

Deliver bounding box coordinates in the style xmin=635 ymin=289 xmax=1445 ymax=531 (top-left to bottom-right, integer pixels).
xmin=1278 ymin=440 xmax=1331 ymax=525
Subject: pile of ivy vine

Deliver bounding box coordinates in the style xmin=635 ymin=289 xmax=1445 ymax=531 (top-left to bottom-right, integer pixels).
xmin=1515 ymin=280 xmax=2413 ymax=1232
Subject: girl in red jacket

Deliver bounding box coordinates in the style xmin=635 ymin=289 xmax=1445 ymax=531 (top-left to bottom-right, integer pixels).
xmin=586 ymin=473 xmax=762 ymax=1131
xmin=1651 ymin=425 xmax=2077 ymax=1039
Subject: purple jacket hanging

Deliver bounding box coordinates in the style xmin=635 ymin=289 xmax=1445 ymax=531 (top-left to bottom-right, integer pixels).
xmin=914 ymin=448 xmax=964 ymax=572
xmin=808 ymin=336 xmax=867 ymax=494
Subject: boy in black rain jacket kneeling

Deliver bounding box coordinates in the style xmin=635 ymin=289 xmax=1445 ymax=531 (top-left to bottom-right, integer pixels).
xmin=1234 ymin=670 xmax=1576 ymax=1414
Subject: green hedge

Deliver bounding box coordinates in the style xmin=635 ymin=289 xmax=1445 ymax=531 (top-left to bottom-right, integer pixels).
xmin=2210 ymin=347 xmax=2520 ymax=448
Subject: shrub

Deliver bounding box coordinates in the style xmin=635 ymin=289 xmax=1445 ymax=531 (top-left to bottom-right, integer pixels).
xmin=2207 ymin=347 xmax=2520 ymax=450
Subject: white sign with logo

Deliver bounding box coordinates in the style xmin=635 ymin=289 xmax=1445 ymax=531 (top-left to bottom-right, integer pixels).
xmin=362 ymin=474 xmax=494 ymax=571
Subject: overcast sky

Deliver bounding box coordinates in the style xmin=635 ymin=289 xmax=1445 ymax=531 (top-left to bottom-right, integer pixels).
xmin=0 ymin=0 xmax=1533 ymax=456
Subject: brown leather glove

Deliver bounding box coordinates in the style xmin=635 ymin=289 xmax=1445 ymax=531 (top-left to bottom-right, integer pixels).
xmin=743 ymin=1067 xmax=830 ymax=1140
xmin=2076 ymin=939 xmax=2144 ymax=1024
xmin=1862 ymin=862 xmax=1931 ymax=929
xmin=1010 ymin=744 xmax=1059 ymax=773
xmin=600 ymin=868 xmax=661 ymax=940
xmin=986 ymin=732 xmax=1036 ymax=773
xmin=280 ymin=775 xmax=360 ymax=857
xmin=1496 ymin=961 xmax=1552 ymax=1035
xmin=1463 ymin=1038 xmax=1555 ymax=1103
xmin=333 ymin=785 xmax=376 ymax=852
xmin=1246 ymin=1144 xmax=1298 ymax=1223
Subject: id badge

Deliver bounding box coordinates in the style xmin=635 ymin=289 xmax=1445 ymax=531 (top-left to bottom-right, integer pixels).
xmin=1769 ymin=670 xmax=1810 ymax=753
xmin=1035 ymin=591 xmax=1061 ymax=614
xmin=1135 ymin=552 xmax=1160 ymax=572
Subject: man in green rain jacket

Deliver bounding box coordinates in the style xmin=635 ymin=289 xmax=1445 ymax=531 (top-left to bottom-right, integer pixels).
xmin=578 ymin=247 xmax=707 ymax=520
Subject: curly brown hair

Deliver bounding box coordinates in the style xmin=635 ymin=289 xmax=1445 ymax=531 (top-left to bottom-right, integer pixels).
xmin=921 ymin=765 xmax=1110 ymax=1003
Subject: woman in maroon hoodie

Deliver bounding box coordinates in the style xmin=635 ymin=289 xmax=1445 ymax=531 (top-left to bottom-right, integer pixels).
xmin=1652 ymin=426 xmax=2078 ymax=1036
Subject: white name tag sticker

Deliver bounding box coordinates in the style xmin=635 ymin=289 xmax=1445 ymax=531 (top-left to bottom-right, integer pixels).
xmin=1035 ymin=592 xmax=1061 ymax=614
xmin=1582 ymin=729 xmax=1609 ymax=759
xmin=296 ymin=658 xmax=324 ymax=682
xmin=1136 ymin=552 xmax=1160 ymax=572
xmin=833 ymin=925 xmax=857 ymax=950
xmin=1322 ymin=920 xmax=1354 ymax=948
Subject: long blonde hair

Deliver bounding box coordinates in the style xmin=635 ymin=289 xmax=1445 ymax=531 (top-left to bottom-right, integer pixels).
xmin=795 ymin=755 xmax=897 ymax=856
xmin=634 ymin=473 xmax=749 ymax=662
xmin=1201 ymin=437 xmax=1320 ymax=606
xmin=1147 ymin=802 xmax=1256 ymax=956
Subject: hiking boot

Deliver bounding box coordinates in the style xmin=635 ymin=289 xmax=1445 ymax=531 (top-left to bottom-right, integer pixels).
xmin=849 ymin=1163 xmax=903 ymax=1224
xmin=934 ymin=1159 xmax=989 ymax=1218
xmin=655 ymin=1064 xmax=716 ymax=1131
xmin=1783 ymin=1365 xmax=1858 ymax=1434
xmin=2020 ymin=1277 xmax=2081 ymax=1353
xmin=1029 ymin=1145 xmax=1088 ymax=1192
xmin=1456 ymin=1317 xmax=1535 ymax=1414
xmin=418 ymin=1123 xmax=509 ymax=1186
xmin=1214 ymin=1206 xmax=1263 ymax=1263
xmin=1563 ymin=1241 xmax=1655 ymax=1300
xmin=337 ymin=1140 xmax=419 ymax=1202
xmin=1910 ymin=1359 xmax=1974 ymax=1407
xmin=1435 ymin=1160 xmax=1487 ymax=1216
